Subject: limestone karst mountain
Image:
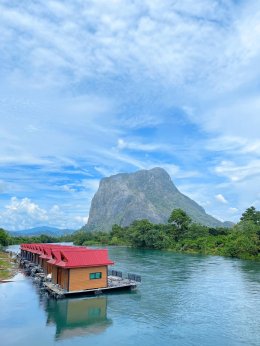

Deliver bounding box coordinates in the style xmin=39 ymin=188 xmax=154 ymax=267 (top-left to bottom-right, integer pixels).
xmin=84 ymin=167 xmax=226 ymax=231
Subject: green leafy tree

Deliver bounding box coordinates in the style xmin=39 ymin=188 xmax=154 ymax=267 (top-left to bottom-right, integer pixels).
xmin=0 ymin=228 xmax=9 ymax=246
xmin=224 ymin=231 xmax=259 ymax=259
xmin=110 ymin=224 xmax=129 ymax=245
xmin=186 ymin=223 xmax=209 ymax=239
xmin=72 ymin=230 xmax=90 ymax=245
xmin=168 ymin=209 xmax=192 ymax=241
xmin=168 ymin=209 xmax=192 ymax=228
xmin=208 ymin=227 xmax=230 ymax=236
xmin=127 ymin=219 xmax=154 ymax=248
xmin=142 ymin=226 xmax=171 ymax=249
xmin=240 ymin=206 xmax=260 ymax=225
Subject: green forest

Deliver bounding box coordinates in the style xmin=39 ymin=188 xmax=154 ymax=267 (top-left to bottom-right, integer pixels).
xmin=1 ymin=206 xmax=259 ymax=261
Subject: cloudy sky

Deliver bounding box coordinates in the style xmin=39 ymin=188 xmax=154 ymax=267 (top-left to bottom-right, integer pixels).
xmin=0 ymin=0 xmax=259 ymax=231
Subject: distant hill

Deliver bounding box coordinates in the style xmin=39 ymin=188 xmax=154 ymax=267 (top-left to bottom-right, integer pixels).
xmin=84 ymin=167 xmax=231 ymax=232
xmin=9 ymin=226 xmax=75 ymax=237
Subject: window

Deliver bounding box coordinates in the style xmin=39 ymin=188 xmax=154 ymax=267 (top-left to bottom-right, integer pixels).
xmin=89 ymin=272 xmax=102 ymax=280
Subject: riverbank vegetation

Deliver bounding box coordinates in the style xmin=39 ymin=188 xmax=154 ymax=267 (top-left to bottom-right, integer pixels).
xmin=0 ymin=251 xmax=17 ymax=280
xmin=0 ymin=207 xmax=259 ymax=261
xmin=0 ymin=228 xmax=72 ymax=247
xmin=73 ymin=206 xmax=260 ymax=261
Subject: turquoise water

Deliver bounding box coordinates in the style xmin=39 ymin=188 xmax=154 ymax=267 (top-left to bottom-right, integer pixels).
xmin=1 ymin=246 xmax=260 ymax=346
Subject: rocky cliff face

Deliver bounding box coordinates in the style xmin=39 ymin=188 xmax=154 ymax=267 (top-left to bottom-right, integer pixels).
xmin=85 ymin=167 xmax=224 ymax=231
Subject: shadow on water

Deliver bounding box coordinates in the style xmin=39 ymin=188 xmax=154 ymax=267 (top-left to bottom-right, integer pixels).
xmin=44 ymin=296 xmax=112 ymax=341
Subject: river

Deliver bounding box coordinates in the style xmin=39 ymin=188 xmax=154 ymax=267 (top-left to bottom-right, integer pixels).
xmin=1 ymin=245 xmax=260 ymax=346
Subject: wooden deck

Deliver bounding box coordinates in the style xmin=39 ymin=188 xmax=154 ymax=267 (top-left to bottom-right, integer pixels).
xmin=19 ymin=256 xmax=140 ymax=299
xmin=43 ymin=275 xmax=137 ymax=298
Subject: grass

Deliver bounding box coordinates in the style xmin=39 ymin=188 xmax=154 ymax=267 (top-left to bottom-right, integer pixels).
xmin=0 ymin=251 xmax=17 ymax=281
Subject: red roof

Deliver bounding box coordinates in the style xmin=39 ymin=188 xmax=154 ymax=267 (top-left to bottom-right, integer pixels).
xmin=21 ymin=243 xmax=63 ymax=252
xmin=40 ymin=247 xmax=53 ymax=259
xmin=20 ymin=243 xmax=114 ymax=268
xmin=47 ymin=247 xmax=90 ymax=264
xmin=47 ymin=249 xmax=62 ymax=265
xmin=53 ymin=249 xmax=114 ymax=268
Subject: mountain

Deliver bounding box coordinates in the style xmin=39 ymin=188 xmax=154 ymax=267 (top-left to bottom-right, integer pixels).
xmin=84 ymin=167 xmax=228 ymax=232
xmin=9 ymin=226 xmax=75 ymax=237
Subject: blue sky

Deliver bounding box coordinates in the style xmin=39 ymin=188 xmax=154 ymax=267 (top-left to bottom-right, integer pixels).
xmin=0 ymin=0 xmax=259 ymax=230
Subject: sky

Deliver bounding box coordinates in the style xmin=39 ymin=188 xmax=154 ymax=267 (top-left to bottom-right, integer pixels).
xmin=0 ymin=0 xmax=260 ymax=231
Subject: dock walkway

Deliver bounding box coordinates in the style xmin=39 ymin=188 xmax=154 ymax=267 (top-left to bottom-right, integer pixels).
xmin=44 ymin=275 xmax=137 ymax=298
xmin=19 ymin=252 xmax=140 ymax=299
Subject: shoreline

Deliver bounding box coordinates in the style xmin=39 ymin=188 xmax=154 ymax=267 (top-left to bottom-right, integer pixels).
xmin=0 ymin=250 xmax=19 ymax=282
xmin=79 ymin=242 xmax=260 ymax=261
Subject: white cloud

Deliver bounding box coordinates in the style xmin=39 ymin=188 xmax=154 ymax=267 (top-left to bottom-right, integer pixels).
xmin=229 ymin=207 xmax=239 ymax=214
xmin=74 ymin=215 xmax=88 ymax=224
xmin=205 ymin=136 xmax=260 ymax=165
xmin=5 ymin=197 xmax=47 ymax=218
xmin=0 ymin=197 xmax=48 ymax=230
xmin=194 ymin=96 xmax=260 ymax=141
xmin=215 ymin=160 xmax=260 ymax=182
xmin=0 ymin=0 xmax=254 ymax=88
xmin=0 ymin=88 xmax=118 ymax=167
xmin=50 ymin=204 xmax=60 ymax=213
xmin=0 ymin=197 xmax=87 ymax=231
xmin=176 ymin=182 xmax=233 ymax=221
xmin=117 ymin=138 xmax=163 ymax=152
xmin=94 ymin=166 xmax=118 ymax=177
xmin=159 ymin=164 xmax=180 ymax=177
xmin=59 ymin=179 xmax=100 ymax=194
xmin=0 ymin=180 xmax=11 ymax=193
xmin=60 ymin=185 xmax=76 ymax=193
xmin=81 ymin=179 xmax=100 ymax=192
xmin=120 ymin=114 xmax=163 ymax=129
xmin=0 ymin=0 xmax=259 ymax=229
xmin=215 ymin=194 xmax=228 ymax=204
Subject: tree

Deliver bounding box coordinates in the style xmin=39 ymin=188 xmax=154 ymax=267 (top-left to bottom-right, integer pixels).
xmin=143 ymin=227 xmax=171 ymax=249
xmin=240 ymin=206 xmax=260 ymax=225
xmin=127 ymin=219 xmax=154 ymax=248
xmin=224 ymin=227 xmax=259 ymax=259
xmin=111 ymin=224 xmax=125 ymax=239
xmin=168 ymin=209 xmax=192 ymax=229
xmin=0 ymin=228 xmax=9 ymax=247
xmin=73 ymin=230 xmax=91 ymax=245
xmin=168 ymin=209 xmax=192 ymax=242
xmin=186 ymin=223 xmax=209 ymax=239
xmin=208 ymin=227 xmax=230 ymax=236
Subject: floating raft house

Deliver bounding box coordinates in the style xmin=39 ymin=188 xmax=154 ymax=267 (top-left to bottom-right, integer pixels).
xmin=20 ymin=243 xmax=140 ymax=298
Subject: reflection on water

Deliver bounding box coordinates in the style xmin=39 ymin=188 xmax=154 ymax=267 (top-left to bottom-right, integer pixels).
xmin=1 ymin=246 xmax=260 ymax=346
xmin=45 ymin=296 xmax=112 ymax=340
